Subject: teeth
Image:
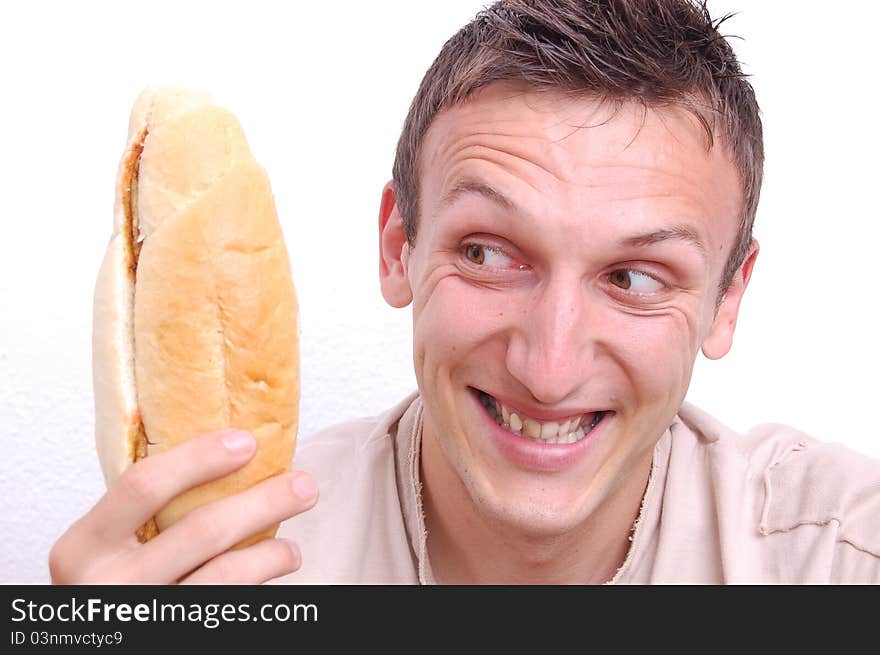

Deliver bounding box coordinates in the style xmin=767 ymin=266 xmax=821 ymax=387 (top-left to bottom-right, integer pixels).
xmin=479 ymin=391 xmax=606 ymax=445
xmin=541 ymin=421 xmax=559 ymax=439
xmin=523 ymin=418 xmax=541 ymax=439
xmin=509 ymin=412 xmax=523 ymax=432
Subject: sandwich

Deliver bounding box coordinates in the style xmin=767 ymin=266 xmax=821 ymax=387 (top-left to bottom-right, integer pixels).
xmin=92 ymin=87 xmax=300 ymax=547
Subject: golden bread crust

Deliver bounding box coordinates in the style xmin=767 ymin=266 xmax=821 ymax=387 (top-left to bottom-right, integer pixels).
xmin=93 ymin=88 xmax=299 ymax=547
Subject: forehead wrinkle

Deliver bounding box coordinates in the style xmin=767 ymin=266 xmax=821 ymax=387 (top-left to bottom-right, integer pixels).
xmin=423 ymin=102 xmax=736 ymax=250
xmin=427 ymin=118 xmax=575 ymax=184
xmin=437 ymin=135 xmax=698 ymax=199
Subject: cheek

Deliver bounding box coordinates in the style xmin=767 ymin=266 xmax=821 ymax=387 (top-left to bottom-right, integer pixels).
xmin=412 ymin=278 xmax=510 ymax=377
xmin=602 ymin=309 xmax=700 ymax=404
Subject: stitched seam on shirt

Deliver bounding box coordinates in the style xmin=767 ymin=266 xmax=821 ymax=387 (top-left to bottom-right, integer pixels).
xmin=759 ymin=440 xmax=880 ymax=558
xmin=761 ymin=518 xmax=880 ymax=559
xmin=758 ymin=440 xmax=809 ymax=536
xmin=834 ymin=536 xmax=880 ymax=560
xmin=835 ymin=530 xmax=880 ymax=558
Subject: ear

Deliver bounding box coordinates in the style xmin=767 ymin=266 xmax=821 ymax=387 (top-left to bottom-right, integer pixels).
xmin=378 ymin=180 xmax=413 ymax=308
xmin=701 ymin=239 xmax=760 ymax=360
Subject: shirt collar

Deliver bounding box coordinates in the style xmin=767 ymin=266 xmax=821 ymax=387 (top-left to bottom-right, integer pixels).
xmin=392 ymin=393 xmax=435 ymax=584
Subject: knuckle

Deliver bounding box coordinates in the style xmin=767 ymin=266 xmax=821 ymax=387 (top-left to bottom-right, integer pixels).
xmin=49 ymin=529 xmax=101 ymax=585
xmin=255 ymin=474 xmax=294 ymax=516
xmin=118 ymin=463 xmax=162 ymax=506
xmin=103 ymin=552 xmax=147 ymax=585
xmin=207 ymin=555 xmax=237 ymax=584
xmin=194 ymin=429 xmax=226 ymax=456
xmin=184 ymin=505 xmax=227 ymax=548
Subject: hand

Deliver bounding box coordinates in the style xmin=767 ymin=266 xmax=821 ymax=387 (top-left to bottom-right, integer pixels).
xmin=49 ymin=428 xmax=318 ymax=584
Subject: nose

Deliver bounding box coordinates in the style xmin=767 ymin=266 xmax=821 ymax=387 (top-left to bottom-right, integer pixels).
xmin=505 ymin=272 xmax=595 ymax=406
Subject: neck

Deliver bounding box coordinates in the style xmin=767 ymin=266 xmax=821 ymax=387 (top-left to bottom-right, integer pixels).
xmin=419 ymin=424 xmax=652 ymax=585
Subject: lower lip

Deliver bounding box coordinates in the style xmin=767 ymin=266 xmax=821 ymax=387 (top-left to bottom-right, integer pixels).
xmin=470 ymin=389 xmax=610 ymax=473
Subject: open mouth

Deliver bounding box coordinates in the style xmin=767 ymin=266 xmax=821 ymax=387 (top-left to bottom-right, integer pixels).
xmin=474 ymin=388 xmax=610 ymax=445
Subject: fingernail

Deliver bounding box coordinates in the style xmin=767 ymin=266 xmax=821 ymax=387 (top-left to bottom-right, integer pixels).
xmin=222 ymin=430 xmax=255 ymax=453
xmin=291 ymin=474 xmax=317 ymax=502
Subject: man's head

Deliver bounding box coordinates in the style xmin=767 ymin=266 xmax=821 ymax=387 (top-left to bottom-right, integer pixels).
xmin=393 ymin=0 xmax=763 ymax=297
xmin=377 ymin=0 xmax=762 ymax=542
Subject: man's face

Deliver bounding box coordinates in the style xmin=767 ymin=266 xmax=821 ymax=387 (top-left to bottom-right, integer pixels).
xmin=380 ymin=82 xmax=756 ymax=536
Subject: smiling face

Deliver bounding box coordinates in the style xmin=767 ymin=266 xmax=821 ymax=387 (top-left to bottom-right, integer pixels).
xmin=379 ymin=82 xmax=758 ymax=539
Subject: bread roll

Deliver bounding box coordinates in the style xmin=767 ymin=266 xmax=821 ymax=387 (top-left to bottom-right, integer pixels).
xmin=92 ymin=87 xmax=300 ymax=547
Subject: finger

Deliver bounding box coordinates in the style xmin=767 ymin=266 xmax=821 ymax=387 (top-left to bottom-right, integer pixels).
xmin=179 ymin=538 xmax=302 ymax=585
xmin=135 ymin=470 xmax=317 ymax=582
xmin=83 ymin=428 xmax=258 ymax=545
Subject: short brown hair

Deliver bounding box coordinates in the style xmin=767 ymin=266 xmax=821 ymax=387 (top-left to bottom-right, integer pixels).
xmin=392 ymin=0 xmax=763 ymax=295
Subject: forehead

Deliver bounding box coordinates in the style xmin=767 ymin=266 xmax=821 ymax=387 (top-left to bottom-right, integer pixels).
xmin=417 ymin=82 xmax=743 ymax=247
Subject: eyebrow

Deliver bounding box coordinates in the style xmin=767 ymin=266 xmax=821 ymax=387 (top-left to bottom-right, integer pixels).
xmin=438 ymin=177 xmax=516 ymax=214
xmin=621 ymin=224 xmax=708 ymax=261
xmin=438 ymin=177 xmax=708 ymax=262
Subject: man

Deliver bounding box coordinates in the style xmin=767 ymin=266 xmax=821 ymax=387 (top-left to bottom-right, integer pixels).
xmin=50 ymin=0 xmax=880 ymax=584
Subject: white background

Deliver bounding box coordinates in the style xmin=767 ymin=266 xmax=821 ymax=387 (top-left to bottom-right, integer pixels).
xmin=1 ymin=1 xmax=878 ymax=583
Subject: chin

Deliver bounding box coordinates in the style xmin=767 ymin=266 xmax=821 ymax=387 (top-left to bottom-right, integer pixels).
xmin=462 ymin=472 xmax=603 ymax=539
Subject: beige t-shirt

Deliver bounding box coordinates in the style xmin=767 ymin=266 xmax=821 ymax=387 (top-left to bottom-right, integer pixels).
xmin=274 ymin=392 xmax=880 ymax=584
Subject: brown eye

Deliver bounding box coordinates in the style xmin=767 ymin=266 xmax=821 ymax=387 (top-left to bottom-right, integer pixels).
xmin=465 ymin=244 xmax=485 ymax=265
xmin=610 ymin=270 xmax=631 ymax=289
xmin=608 ymin=269 xmax=664 ymax=294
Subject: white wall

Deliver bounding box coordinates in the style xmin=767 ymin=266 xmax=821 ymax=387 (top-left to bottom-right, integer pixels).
xmin=1 ymin=0 xmax=877 ymax=583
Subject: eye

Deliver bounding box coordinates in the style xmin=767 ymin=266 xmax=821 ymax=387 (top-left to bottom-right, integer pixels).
xmin=609 ymin=269 xmax=663 ymax=293
xmin=461 ymin=243 xmax=520 ymax=268
xmin=464 ymin=243 xmax=487 ymax=265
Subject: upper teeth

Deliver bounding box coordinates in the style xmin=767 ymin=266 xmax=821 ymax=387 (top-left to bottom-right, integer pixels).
xmin=479 ymin=391 xmax=604 ymax=445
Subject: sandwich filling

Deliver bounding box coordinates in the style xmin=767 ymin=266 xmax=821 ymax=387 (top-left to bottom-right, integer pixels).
xmin=126 ymin=139 xmax=144 ymax=282
xmin=122 ymin=127 xmax=158 ymax=542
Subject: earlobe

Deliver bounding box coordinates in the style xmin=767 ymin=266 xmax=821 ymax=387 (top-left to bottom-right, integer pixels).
xmin=378 ymin=181 xmax=414 ymax=308
xmin=702 ymin=239 xmax=760 ymax=360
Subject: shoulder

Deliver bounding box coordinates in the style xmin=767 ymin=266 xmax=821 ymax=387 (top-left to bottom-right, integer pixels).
xmin=749 ymin=426 xmax=880 ymax=551
xmin=676 ymin=402 xmax=880 ymax=582
xmin=675 ymin=401 xmax=817 ymax=470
